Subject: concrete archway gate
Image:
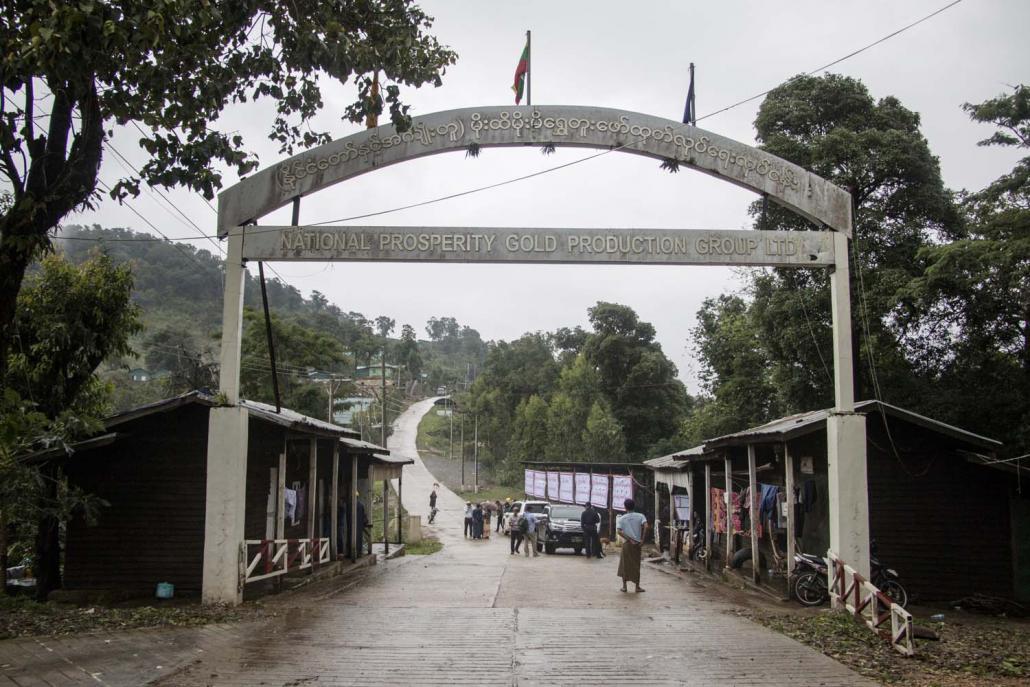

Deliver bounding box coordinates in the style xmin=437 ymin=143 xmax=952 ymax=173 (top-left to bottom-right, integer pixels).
xmin=203 ymin=105 xmax=868 ymax=604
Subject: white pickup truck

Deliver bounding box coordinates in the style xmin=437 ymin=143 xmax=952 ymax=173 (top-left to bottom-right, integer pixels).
xmin=502 ymin=499 xmax=549 ymax=535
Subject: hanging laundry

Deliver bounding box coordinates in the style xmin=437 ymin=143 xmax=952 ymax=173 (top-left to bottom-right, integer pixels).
xmin=296 ymin=485 xmax=307 ymax=523
xmin=758 ymin=484 xmax=779 ymax=524
xmin=285 ymin=488 xmax=297 ymax=524
xmin=711 ymin=488 xmax=727 ymax=534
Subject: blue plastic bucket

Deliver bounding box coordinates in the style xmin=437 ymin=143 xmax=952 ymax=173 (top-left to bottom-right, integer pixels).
xmin=155 ymin=582 xmax=174 ymax=599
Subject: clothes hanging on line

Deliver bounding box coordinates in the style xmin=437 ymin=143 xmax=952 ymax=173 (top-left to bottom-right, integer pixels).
xmin=285 ymin=488 xmax=297 ymax=524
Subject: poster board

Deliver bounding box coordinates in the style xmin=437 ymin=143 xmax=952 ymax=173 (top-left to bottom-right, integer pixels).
xmin=558 ymin=472 xmax=574 ymax=503
xmin=574 ymin=473 xmax=591 ymax=505
xmin=533 ymin=471 xmax=547 ymax=499
xmin=612 ymin=475 xmax=634 ymax=511
xmin=674 ymin=494 xmax=690 ymax=522
xmin=524 ymin=469 xmax=534 ymax=496
xmin=546 ymin=471 xmax=560 ymax=501
xmin=590 ymin=474 xmax=609 ymax=509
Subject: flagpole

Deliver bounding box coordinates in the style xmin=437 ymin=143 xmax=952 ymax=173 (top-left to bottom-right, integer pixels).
xmin=689 ymin=62 xmax=695 ymax=125
xmin=526 ymin=30 xmax=532 ymax=107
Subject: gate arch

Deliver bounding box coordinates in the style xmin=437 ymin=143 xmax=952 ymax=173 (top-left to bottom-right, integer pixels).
xmin=201 ymin=105 xmax=868 ymax=605
xmin=217 ymin=105 xmax=851 ymax=236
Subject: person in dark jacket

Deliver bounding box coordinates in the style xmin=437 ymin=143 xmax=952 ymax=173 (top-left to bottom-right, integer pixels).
xmin=581 ymin=503 xmax=603 ymax=558
xmin=472 ymin=503 xmax=484 ymax=539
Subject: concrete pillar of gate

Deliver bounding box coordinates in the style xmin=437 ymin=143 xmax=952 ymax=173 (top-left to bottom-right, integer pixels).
xmin=201 ymin=405 xmax=249 ymax=605
xmin=202 ymin=226 xmax=249 ymax=605
xmin=827 ymin=231 xmax=870 ymax=578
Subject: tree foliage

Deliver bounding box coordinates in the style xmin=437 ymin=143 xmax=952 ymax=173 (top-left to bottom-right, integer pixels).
xmin=0 ymin=0 xmax=456 ymax=382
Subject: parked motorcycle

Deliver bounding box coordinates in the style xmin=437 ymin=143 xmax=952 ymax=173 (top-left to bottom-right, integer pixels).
xmin=871 ymin=544 xmax=908 ymax=608
xmin=792 ymin=552 xmax=830 ymax=606
xmin=688 ymin=519 xmax=706 ymax=561
xmin=792 ymin=547 xmax=908 ymax=608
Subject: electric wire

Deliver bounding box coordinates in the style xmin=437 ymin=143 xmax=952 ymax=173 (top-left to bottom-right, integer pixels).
xmin=54 ymin=0 xmax=964 ymax=243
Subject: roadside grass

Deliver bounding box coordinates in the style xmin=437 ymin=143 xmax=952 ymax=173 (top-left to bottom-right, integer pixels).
xmin=0 ymin=594 xmax=260 ymax=640
xmin=740 ymin=607 xmax=1030 ymax=685
xmin=415 ymin=404 xmax=452 ymax=456
xmin=456 ymin=484 xmax=522 ymax=505
xmin=405 ymin=539 xmax=444 ymax=556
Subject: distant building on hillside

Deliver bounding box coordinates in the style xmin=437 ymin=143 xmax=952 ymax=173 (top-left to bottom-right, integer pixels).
xmin=354 ymin=364 xmax=399 ymax=388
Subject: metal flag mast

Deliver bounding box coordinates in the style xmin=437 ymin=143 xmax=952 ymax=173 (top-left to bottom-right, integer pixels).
xmin=526 ymin=30 xmax=531 ymax=107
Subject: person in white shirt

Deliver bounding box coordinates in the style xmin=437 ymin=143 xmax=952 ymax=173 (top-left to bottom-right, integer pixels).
xmin=616 ymin=498 xmax=649 ymax=593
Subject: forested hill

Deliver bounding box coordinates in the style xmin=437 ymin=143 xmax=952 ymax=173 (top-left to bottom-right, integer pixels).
xmin=55 ymin=225 xmax=488 ymax=417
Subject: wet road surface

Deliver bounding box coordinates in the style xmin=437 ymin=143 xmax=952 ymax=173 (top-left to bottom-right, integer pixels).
xmin=154 ymin=398 xmax=874 ymax=686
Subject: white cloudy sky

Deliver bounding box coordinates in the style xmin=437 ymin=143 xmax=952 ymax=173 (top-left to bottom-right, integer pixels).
xmin=71 ymin=0 xmax=1029 ymax=393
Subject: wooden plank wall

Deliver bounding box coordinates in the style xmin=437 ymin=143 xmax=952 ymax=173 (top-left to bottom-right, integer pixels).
xmin=63 ymin=405 xmax=209 ymax=593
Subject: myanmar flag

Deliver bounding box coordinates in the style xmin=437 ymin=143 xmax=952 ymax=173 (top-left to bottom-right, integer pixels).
xmin=511 ymin=39 xmax=529 ymax=104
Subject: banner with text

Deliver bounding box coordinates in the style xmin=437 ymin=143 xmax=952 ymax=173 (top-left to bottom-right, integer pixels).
xmin=559 ymin=472 xmax=574 ymax=503
xmin=524 ymin=469 xmax=534 ymax=496
xmin=590 ymin=474 xmax=609 ymax=509
xmin=612 ymin=475 xmax=634 ymax=512
xmin=574 ymin=473 xmax=591 ymax=505
xmin=547 ymin=472 xmax=560 ymax=501
xmin=533 ymin=471 xmax=547 ymax=499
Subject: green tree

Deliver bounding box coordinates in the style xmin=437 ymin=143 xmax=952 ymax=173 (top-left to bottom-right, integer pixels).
xmin=898 ymin=85 xmax=1030 ymax=453
xmin=506 ymin=395 xmax=549 ymax=484
xmin=3 ymin=252 xmax=139 ymax=599
xmin=395 ymin=324 xmax=422 ymax=391
xmin=583 ymin=302 xmax=689 ymax=457
xmin=0 ymin=0 xmax=456 ymax=380
xmin=582 ymin=400 xmax=626 ymax=462
xmin=545 ymin=354 xmax=603 ymax=462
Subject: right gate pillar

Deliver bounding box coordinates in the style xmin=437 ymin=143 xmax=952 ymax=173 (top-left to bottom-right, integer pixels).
xmin=828 ymin=232 xmax=870 ymax=578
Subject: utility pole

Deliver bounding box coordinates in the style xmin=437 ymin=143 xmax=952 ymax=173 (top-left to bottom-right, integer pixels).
xmin=460 ymin=412 xmax=465 ymax=489
xmin=474 ymin=413 xmax=479 ymax=494
xmin=381 ymin=351 xmax=387 ymax=449
xmin=449 ymin=405 xmax=454 ymax=464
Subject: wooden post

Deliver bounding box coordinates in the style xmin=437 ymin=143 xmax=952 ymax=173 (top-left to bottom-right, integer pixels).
xmin=383 ymin=474 xmax=389 ymax=555
xmin=704 ymin=462 xmax=712 ymax=572
xmin=396 ymin=471 xmax=403 ymax=545
xmin=308 ymin=439 xmax=318 ymax=565
xmin=724 ymin=454 xmax=734 ymax=570
xmin=654 ymin=477 xmax=662 ymax=554
xmin=669 ymin=480 xmax=676 ymax=560
xmin=607 ymin=472 xmax=614 ymax=541
xmin=785 ymin=442 xmax=796 ymax=580
xmin=330 ymin=442 xmax=340 ymax=559
xmin=276 ymin=443 xmax=286 ymax=541
xmin=747 ymin=444 xmax=760 ymax=584
xmin=686 ymin=470 xmax=694 ymax=560
xmin=350 ymin=457 xmax=358 ymax=562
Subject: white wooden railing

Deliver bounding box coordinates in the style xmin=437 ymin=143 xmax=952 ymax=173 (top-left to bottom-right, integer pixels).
xmin=828 ymin=550 xmax=914 ymax=656
xmin=242 ymin=538 xmax=330 ymax=585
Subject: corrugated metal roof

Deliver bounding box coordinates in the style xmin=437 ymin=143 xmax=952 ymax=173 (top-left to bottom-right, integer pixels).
xmin=643 ymin=445 xmax=703 ymax=471
xmin=241 ymin=398 xmax=363 ymax=440
xmin=372 ymin=453 xmax=415 ymax=466
xmin=704 ymin=400 xmax=1000 ymax=450
xmin=643 ymin=400 xmax=1000 ymax=471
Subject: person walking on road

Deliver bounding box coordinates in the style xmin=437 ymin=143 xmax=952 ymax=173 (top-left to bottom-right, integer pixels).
xmin=616 ymin=498 xmax=648 ymax=592
xmin=494 ymin=500 xmax=504 ymax=532
xmin=522 ymin=510 xmax=540 ymax=557
xmin=472 ymin=503 xmax=484 ymax=539
xmin=463 ymin=501 xmax=473 ymax=538
xmin=509 ymin=507 xmax=523 ymax=555
xmin=581 ymin=502 xmax=603 ymax=558
xmin=428 ymin=485 xmax=438 ymax=524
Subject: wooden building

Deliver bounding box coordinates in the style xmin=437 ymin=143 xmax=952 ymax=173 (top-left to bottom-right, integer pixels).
xmin=646 ymin=401 xmax=1029 ymax=603
xmin=31 ymin=392 xmax=407 ymax=598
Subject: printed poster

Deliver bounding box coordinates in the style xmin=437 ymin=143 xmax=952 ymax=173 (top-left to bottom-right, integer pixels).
xmin=590 ymin=474 xmax=609 ymax=509
xmin=574 ymin=472 xmax=591 ymax=505
xmin=547 ymin=471 xmax=560 ymax=501
xmin=674 ymin=494 xmax=690 ymax=521
xmin=524 ymin=469 xmax=534 ymax=496
xmin=612 ymin=474 xmax=634 ymax=511
xmin=533 ymin=471 xmax=547 ymax=499
xmin=558 ymin=472 xmax=574 ymax=503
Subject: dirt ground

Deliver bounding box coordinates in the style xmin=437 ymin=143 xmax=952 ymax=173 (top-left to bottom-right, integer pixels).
xmin=654 ymin=563 xmax=1030 ymax=686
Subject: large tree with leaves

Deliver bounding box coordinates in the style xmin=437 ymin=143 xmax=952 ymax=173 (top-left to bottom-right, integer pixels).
xmin=0 ymin=0 xmax=456 ymax=380
xmin=898 ymin=85 xmax=1030 ymax=453
xmin=694 ymin=74 xmax=958 ymax=435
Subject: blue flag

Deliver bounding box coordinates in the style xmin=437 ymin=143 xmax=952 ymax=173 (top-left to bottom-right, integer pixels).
xmin=682 ymin=63 xmax=696 ymax=125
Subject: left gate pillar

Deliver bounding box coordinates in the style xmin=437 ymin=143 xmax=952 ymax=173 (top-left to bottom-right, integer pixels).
xmin=203 ymin=227 xmax=249 ymax=604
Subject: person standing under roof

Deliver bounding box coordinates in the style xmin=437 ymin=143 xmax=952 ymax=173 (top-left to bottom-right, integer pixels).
xmin=616 ymin=498 xmax=648 ymax=592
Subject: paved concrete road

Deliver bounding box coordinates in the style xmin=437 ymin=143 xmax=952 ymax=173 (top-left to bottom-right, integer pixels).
xmin=153 ymin=398 xmax=872 ymax=686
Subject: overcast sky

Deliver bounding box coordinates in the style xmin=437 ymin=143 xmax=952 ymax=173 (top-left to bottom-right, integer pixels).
xmin=71 ymin=0 xmax=1029 ymax=393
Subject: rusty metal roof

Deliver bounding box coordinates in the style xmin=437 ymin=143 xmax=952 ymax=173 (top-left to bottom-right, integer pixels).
xmin=643 ymin=446 xmax=704 ymax=471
